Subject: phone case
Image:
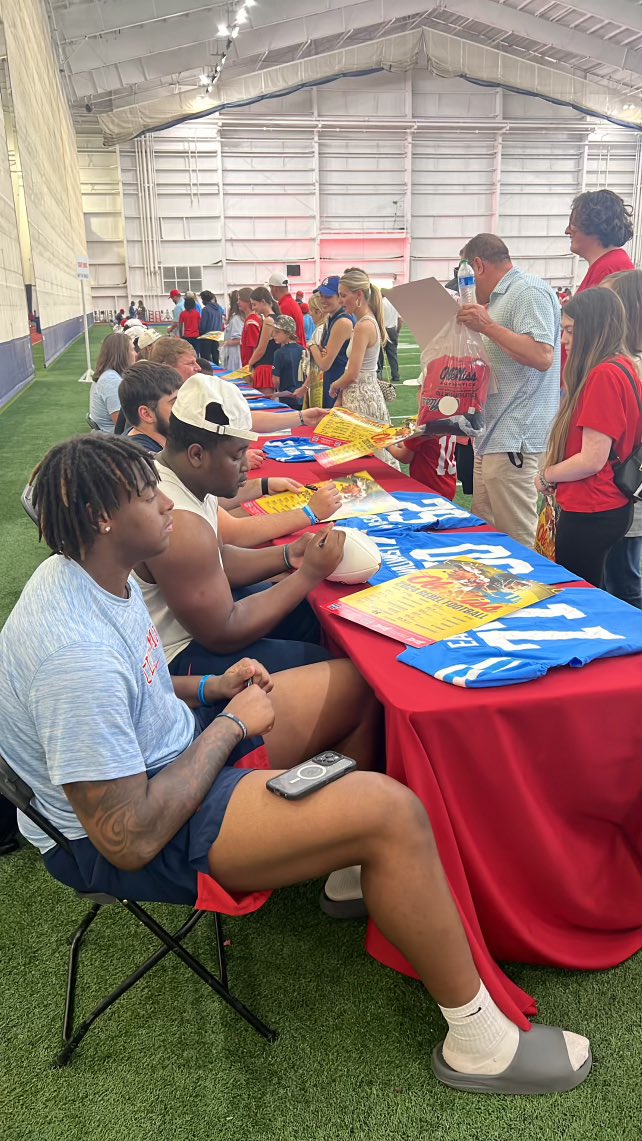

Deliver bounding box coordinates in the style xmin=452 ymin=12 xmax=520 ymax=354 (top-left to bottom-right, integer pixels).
xmin=266 ymin=751 xmax=357 ymax=800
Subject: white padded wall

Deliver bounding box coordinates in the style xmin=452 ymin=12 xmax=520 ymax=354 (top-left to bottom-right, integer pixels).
xmin=3 ymin=0 xmax=90 ymax=361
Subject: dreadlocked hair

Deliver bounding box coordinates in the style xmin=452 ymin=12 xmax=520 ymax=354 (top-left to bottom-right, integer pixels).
xmin=31 ymin=434 xmax=159 ymax=561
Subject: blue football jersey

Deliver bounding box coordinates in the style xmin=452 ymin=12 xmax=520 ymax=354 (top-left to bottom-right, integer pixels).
xmin=339 ymin=491 xmax=485 ymax=533
xmin=399 ymin=589 xmax=642 ymax=687
xmin=368 ymin=531 xmax=579 ymax=587
xmin=263 ymin=437 xmax=334 ymax=463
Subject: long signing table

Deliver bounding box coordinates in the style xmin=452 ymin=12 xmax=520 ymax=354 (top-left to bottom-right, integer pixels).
xmin=255 ymin=429 xmax=642 ymax=1030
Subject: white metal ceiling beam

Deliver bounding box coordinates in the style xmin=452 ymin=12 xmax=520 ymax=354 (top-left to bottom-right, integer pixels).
xmin=65 ymin=9 xmax=221 ymax=71
xmin=441 ymin=0 xmax=642 ymax=76
xmin=57 ymin=0 xmax=228 ymax=40
xmin=549 ymin=0 xmax=642 ymax=36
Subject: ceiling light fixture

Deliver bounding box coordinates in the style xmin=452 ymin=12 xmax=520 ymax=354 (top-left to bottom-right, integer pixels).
xmin=200 ymin=2 xmax=254 ymax=97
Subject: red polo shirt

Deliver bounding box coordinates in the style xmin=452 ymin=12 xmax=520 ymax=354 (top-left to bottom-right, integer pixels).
xmin=278 ymin=293 xmax=306 ymax=347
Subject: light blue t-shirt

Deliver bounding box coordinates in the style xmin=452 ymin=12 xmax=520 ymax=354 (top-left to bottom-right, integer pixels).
xmin=89 ymin=368 xmax=122 ymax=433
xmin=479 ymin=267 xmax=561 ymax=455
xmin=0 ymin=556 xmax=196 ymax=852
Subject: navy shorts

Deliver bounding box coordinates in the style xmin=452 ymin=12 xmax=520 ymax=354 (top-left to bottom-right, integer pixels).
xmin=44 ymin=703 xmax=265 ymax=905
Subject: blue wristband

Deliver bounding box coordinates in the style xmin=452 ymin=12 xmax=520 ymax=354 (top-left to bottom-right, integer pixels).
xmin=198 ymin=675 xmax=215 ymax=707
xmin=302 ymin=504 xmax=319 ymax=525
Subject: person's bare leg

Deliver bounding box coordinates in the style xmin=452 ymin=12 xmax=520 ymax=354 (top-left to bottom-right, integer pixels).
xmin=209 ymin=770 xmax=477 ymax=1005
xmin=208 ymin=770 xmax=591 ymax=1090
xmin=263 ymin=660 xmax=381 ymax=773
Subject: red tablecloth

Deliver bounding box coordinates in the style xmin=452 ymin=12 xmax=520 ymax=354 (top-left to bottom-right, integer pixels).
xmin=256 ymin=433 xmax=642 ymax=1029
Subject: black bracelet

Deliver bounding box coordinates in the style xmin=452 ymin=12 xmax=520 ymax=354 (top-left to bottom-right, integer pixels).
xmin=261 ymin=477 xmax=270 ymax=496
xmin=283 ymin=544 xmax=294 ymax=571
xmin=215 ymin=712 xmax=248 ymax=741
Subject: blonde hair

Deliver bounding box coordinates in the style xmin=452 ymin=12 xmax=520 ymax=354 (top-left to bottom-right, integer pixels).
xmin=340 ymin=267 xmax=387 ymax=347
xmin=149 ymin=336 xmax=196 ymax=368
xmin=546 ymin=287 xmax=626 ymax=466
xmin=308 ymin=292 xmax=325 ymax=322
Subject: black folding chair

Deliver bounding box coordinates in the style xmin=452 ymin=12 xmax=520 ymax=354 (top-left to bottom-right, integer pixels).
xmin=86 ymin=414 xmax=100 ymax=431
xmin=0 ymin=754 xmax=277 ymax=1067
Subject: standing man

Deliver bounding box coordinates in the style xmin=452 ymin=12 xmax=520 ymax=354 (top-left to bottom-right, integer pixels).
xmin=268 ymin=272 xmax=306 ymax=347
xmin=457 ymin=233 xmax=560 ymax=549
xmin=199 ymin=291 xmax=226 ymax=365
xmin=168 ymin=289 xmax=184 ymax=334
xmin=379 ymin=293 xmax=402 ymax=384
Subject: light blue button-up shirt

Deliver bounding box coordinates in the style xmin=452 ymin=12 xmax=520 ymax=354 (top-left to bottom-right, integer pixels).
xmin=478 ymin=266 xmax=560 ymax=456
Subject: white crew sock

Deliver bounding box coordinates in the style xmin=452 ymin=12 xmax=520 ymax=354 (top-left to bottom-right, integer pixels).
xmin=324 ymin=865 xmax=362 ymax=901
xmin=439 ymin=981 xmax=589 ymax=1076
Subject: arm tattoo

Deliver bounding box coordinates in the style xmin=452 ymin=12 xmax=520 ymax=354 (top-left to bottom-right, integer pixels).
xmin=64 ymin=718 xmax=243 ymax=870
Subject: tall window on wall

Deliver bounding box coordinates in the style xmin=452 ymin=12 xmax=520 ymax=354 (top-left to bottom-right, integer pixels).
xmin=162 ymin=267 xmax=203 ymax=293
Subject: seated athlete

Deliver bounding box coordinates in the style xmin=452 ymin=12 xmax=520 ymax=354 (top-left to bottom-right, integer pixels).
xmin=119 ymin=362 xmax=341 ymax=546
xmin=0 ymin=434 xmax=591 ymax=1096
xmin=134 ymin=373 xmax=349 ymax=673
xmin=149 ymin=336 xmax=327 ymax=434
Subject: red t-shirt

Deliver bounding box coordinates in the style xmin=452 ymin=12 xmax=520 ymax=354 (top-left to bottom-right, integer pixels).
xmin=241 ymin=313 xmax=261 ymax=365
xmin=555 ymin=356 xmax=642 ymax=513
xmin=179 ymin=309 xmax=201 ymax=339
xmin=561 ymin=248 xmax=636 ymax=375
xmin=279 ymin=293 xmax=306 ymax=347
xmin=404 ymin=434 xmax=458 ymax=501
xmin=577 ymin=247 xmax=635 ymax=293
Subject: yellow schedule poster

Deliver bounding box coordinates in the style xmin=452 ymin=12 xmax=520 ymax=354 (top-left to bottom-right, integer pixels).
xmin=223 ymin=366 xmax=252 ymax=380
xmin=326 ymin=559 xmax=556 ymax=648
xmin=198 ymin=331 xmax=225 ymax=341
xmin=313 ymin=409 xmax=418 ymax=468
xmin=242 ymin=471 xmax=401 ymax=521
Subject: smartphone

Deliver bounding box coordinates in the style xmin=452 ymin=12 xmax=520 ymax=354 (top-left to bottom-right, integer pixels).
xmin=266 ymin=751 xmax=357 ymax=801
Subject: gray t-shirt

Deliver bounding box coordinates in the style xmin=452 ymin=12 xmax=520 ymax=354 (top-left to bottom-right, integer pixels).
xmin=89 ymin=368 xmax=122 ymax=432
xmin=0 ymin=556 xmax=196 ymax=852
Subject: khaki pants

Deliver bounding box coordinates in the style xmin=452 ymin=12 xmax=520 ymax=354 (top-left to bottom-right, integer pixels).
xmin=472 ymin=452 xmax=542 ymax=549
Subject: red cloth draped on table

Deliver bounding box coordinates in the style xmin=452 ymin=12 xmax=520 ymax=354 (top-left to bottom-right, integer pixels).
xmin=251 ymin=432 xmax=642 ymax=1029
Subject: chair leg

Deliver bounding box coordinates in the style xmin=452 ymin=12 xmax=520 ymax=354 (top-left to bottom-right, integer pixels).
xmin=54 ymin=908 xmax=205 ymax=1067
xmin=62 ymin=903 xmax=102 ymax=1044
xmin=123 ymin=901 xmax=278 ymax=1044
xmin=213 ymin=913 xmax=228 ymax=988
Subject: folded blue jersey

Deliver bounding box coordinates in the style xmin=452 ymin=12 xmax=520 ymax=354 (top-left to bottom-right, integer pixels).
xmin=263 ymin=437 xmax=335 ymax=462
xmin=245 ymin=399 xmax=291 ymax=411
xmin=399 ymin=589 xmax=642 ymax=687
xmin=338 ymin=491 xmax=485 ymax=533
xmin=368 ymin=530 xmax=579 ymax=587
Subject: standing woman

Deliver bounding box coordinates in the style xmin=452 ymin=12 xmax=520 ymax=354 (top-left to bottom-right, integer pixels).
xmin=329 ymin=267 xmax=393 ymax=422
xmin=309 ymin=275 xmax=355 ymax=407
xmin=239 ymin=287 xmax=262 ymax=367
xmin=222 ymin=291 xmax=244 ymax=372
xmin=178 ymin=297 xmax=202 ymax=354
xmin=601 ymin=270 xmax=642 ymax=608
xmin=536 ymin=288 xmax=642 ymax=586
xmin=248 ymin=286 xmax=279 ymax=392
xmin=89 ymin=332 xmax=136 ymax=433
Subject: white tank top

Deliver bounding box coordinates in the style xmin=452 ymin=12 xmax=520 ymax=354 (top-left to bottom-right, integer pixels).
xmin=134 ymin=461 xmax=220 ymax=663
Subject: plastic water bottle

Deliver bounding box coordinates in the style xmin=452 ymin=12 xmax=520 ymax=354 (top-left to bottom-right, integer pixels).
xmin=458 ymin=260 xmax=477 ymax=305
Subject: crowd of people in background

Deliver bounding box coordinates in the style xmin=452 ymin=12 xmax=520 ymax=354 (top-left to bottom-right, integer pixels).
xmin=100 ymin=188 xmax=642 ymax=608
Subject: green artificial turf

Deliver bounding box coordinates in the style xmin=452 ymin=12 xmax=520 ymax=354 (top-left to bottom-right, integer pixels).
xmin=0 ymin=327 xmax=640 ymax=1141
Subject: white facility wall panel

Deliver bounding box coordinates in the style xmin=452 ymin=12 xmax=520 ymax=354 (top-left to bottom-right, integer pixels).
xmin=411 ymin=75 xmax=498 ymax=120
xmin=411 ymin=131 xmax=498 ymax=281
xmin=222 ymin=126 xmax=316 ymax=290
xmin=316 ymin=72 xmax=407 ymax=119
xmin=4 ymin=0 xmax=89 ymax=351
xmin=499 ymin=132 xmax=587 ymax=282
xmin=319 ymin=132 xmax=407 ymax=231
xmin=0 ymin=110 xmax=29 ymax=345
xmin=77 ymin=132 xmax=127 ymax=307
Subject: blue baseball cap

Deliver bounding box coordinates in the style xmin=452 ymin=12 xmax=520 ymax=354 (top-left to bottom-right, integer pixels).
xmin=315 ymin=275 xmax=340 ymax=297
